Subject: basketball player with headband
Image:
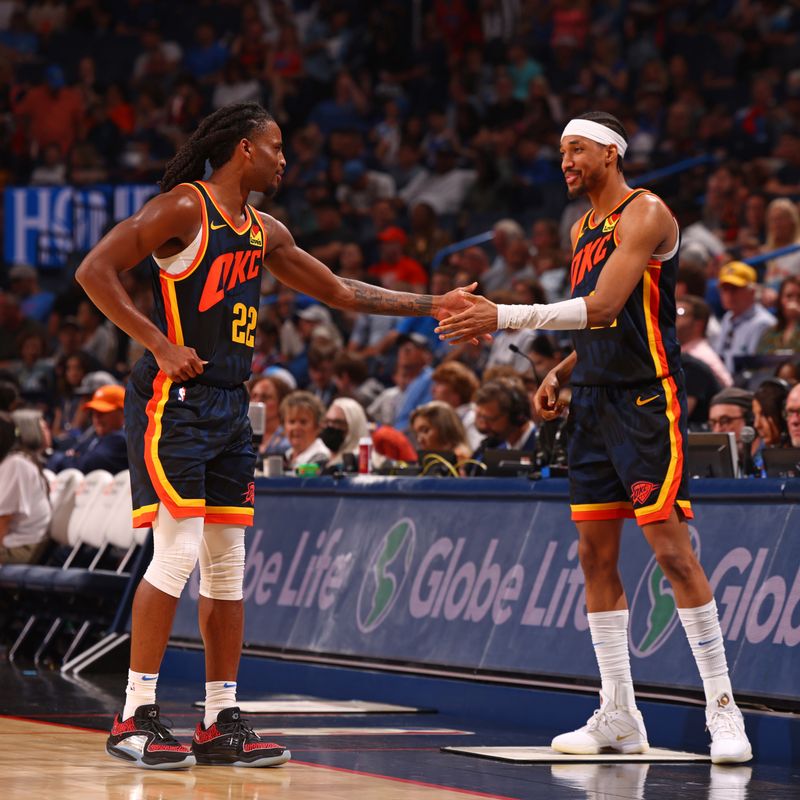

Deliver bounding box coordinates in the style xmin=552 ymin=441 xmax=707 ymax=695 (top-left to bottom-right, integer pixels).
xmin=436 ymin=112 xmax=752 ymax=764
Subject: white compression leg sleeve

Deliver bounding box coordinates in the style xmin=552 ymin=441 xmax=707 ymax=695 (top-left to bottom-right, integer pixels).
xmin=142 ymin=505 xmax=204 ymax=598
xmin=198 ymin=524 xmax=246 ymax=600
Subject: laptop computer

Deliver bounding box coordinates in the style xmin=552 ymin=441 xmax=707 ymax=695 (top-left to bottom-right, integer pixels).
xmin=482 ymin=449 xmax=537 ymax=477
xmin=687 ymin=432 xmax=738 ymax=478
xmin=763 ymin=447 xmax=800 ymax=478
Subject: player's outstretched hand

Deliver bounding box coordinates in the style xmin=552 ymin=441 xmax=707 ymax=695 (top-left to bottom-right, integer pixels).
xmin=154 ymin=341 xmax=206 ymax=383
xmin=435 ymin=291 xmax=497 ymax=345
xmin=433 ymin=283 xmax=491 ymax=346
xmin=534 ymin=367 xmax=567 ymax=421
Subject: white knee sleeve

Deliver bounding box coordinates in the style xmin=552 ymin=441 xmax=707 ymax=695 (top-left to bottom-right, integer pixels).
xmin=143 ymin=505 xmax=204 ymax=598
xmin=198 ymin=524 xmax=246 ymax=601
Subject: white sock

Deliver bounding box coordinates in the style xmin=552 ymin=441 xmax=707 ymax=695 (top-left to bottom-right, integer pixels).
xmin=123 ymin=669 xmax=158 ymax=720
xmin=204 ymin=680 xmax=237 ymax=729
xmin=588 ymin=610 xmax=637 ymax=709
xmin=677 ymin=599 xmax=733 ymax=705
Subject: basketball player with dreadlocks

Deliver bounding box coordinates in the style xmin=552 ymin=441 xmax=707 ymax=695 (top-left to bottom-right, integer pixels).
xmin=76 ymin=103 xmax=474 ymax=769
xmin=436 ymin=112 xmax=752 ymax=764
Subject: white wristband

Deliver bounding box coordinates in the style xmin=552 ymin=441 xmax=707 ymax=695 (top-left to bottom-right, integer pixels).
xmin=496 ymin=298 xmax=587 ymax=331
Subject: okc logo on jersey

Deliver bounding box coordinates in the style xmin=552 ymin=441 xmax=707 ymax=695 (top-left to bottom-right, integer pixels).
xmin=630 ymin=480 xmax=660 ymax=506
xmin=602 ymin=213 xmax=621 ymax=233
xmin=242 ymin=482 xmax=255 ymax=505
xmin=570 ymin=232 xmax=613 ymax=290
xmin=249 ymin=225 xmax=262 ymax=247
xmin=199 ymin=250 xmax=262 ymax=311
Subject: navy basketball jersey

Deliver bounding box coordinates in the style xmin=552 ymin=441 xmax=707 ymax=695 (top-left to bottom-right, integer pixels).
xmin=569 ymin=188 xmax=682 ymax=386
xmin=146 ymin=181 xmax=266 ymax=387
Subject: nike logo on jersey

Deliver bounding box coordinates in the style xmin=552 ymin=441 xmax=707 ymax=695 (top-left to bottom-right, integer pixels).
xmin=199 ymin=250 xmax=262 ymax=312
xmin=635 ymin=394 xmax=659 ymax=406
xmin=210 ymin=221 xmax=227 ymax=230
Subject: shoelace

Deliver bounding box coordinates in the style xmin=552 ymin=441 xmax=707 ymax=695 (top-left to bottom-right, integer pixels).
xmin=586 ymin=708 xmax=617 ymax=731
xmin=139 ymin=712 xmax=181 ymax=745
xmin=218 ymin=716 xmax=261 ymax=741
xmin=706 ymin=708 xmax=741 ymax=739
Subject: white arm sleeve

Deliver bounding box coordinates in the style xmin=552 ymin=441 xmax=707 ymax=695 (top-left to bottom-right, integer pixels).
xmin=496 ymin=298 xmax=588 ymax=331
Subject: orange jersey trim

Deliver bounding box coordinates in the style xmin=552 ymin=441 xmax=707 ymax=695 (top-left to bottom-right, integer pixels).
xmin=587 ymin=188 xmax=642 ymax=230
xmin=160 ymin=275 xmax=184 ymax=346
xmin=571 ymin=500 xmax=635 ymax=521
xmin=158 ymin=183 xmax=210 ymax=282
xmin=131 ymin=503 xmax=159 ymax=529
xmin=205 ymin=512 xmax=255 ymax=526
xmin=143 ymin=371 xmax=205 ymax=519
xmin=572 ymin=507 xmax=636 ymax=521
xmin=251 ymin=208 xmax=269 ymax=266
xmin=198 ymin=181 xmax=252 ymax=234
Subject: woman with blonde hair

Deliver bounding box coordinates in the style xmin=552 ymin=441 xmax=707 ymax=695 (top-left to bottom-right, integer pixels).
xmin=279 ymin=391 xmax=331 ymax=469
xmin=320 ymin=397 xmax=369 ymax=471
xmin=410 ymin=401 xmax=471 ymax=466
xmin=763 ymin=198 xmax=800 ymax=285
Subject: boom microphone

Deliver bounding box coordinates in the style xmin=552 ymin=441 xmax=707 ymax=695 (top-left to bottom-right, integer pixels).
xmin=739 ymin=425 xmax=756 ymax=477
xmin=509 ymin=343 xmax=543 ymax=384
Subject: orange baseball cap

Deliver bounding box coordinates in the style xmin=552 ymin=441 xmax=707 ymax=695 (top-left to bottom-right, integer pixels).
xmin=84 ymin=384 xmax=125 ymax=413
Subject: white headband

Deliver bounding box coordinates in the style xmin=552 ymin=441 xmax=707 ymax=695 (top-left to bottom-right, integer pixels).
xmin=561 ymin=119 xmax=628 ymax=158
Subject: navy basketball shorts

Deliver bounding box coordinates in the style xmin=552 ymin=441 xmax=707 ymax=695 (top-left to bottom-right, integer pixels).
xmin=125 ymin=359 xmax=256 ymax=529
xmin=567 ymin=373 xmax=693 ymax=526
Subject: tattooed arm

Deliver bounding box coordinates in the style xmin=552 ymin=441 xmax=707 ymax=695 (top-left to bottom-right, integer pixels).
xmin=262 ymin=212 xmax=472 ymax=319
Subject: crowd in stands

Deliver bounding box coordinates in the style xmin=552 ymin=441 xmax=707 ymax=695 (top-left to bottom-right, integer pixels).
xmin=1 ymin=0 xmax=800 ymax=550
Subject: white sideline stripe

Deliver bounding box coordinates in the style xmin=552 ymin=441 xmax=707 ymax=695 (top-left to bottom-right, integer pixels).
xmin=173 ymin=726 xmax=472 ymax=737
xmin=442 ymin=746 xmax=711 ymax=762
xmin=193 ymin=699 xmax=422 ymax=714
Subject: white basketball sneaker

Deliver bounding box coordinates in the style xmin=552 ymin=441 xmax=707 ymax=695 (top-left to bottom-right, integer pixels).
xmin=706 ymin=692 xmax=752 ymax=764
xmin=551 ymin=692 xmax=649 ymax=755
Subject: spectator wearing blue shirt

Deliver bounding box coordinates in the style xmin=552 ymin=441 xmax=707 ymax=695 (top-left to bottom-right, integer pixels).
xmin=48 ymin=384 xmax=128 ymax=475
xmin=392 ymin=333 xmax=434 ymax=432
xmin=8 ymin=264 xmax=54 ymax=324
xmin=184 ymin=23 xmax=229 ymax=81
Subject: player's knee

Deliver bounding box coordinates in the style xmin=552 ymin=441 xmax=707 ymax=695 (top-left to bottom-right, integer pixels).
xmin=143 ymin=509 xmax=204 ymax=598
xmin=199 ymin=524 xmax=245 ymax=601
xmin=654 ymin=546 xmax=698 ymax=585
xmin=578 ymin=538 xmax=618 ymax=579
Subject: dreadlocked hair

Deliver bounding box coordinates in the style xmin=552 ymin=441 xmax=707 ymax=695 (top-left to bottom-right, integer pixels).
xmin=576 ymin=111 xmax=628 ymax=172
xmin=160 ymin=103 xmax=275 ymax=192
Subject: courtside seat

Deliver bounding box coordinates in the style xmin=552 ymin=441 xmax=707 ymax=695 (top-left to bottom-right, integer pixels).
xmin=101 ymin=471 xmax=137 ymax=552
xmin=48 ymin=468 xmax=83 ymax=548
xmin=67 ymin=469 xmax=114 ymax=554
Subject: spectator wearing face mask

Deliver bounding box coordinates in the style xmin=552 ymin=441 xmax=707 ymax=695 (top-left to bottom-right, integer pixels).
xmin=320 ymin=397 xmax=369 ymax=472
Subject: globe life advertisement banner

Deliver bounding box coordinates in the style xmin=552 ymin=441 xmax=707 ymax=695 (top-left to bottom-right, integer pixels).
xmin=172 ymin=479 xmax=800 ymax=703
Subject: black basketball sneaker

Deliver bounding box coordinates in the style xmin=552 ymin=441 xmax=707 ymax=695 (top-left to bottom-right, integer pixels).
xmin=106 ymin=704 xmax=196 ymax=769
xmin=192 ymin=707 xmax=290 ymax=767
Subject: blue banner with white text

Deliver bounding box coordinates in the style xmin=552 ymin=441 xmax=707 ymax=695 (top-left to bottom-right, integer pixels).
xmin=4 ymin=184 xmax=158 ymax=268
xmin=172 ymin=477 xmax=800 ymax=702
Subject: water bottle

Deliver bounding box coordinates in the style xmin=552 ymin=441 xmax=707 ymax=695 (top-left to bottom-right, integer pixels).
xmin=358 ymin=436 xmax=373 ymax=474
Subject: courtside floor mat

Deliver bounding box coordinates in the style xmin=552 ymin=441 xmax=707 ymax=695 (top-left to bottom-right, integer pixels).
xmin=192 ymin=696 xmax=428 ymax=714
xmin=441 ymin=745 xmax=712 ymax=763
